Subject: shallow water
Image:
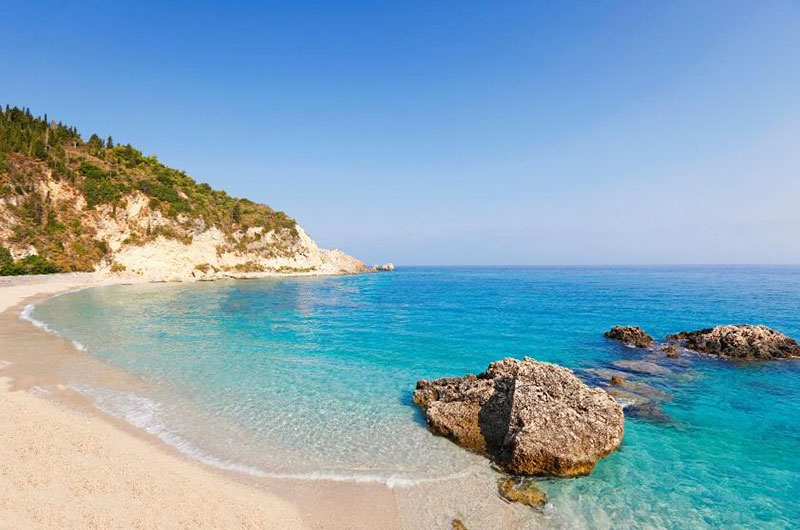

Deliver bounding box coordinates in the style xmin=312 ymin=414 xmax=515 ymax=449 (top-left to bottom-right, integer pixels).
xmin=31 ymin=266 xmax=800 ymax=528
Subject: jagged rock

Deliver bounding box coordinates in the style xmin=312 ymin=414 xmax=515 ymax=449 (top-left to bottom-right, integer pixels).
xmin=413 ymin=357 xmax=624 ymax=477
xmin=667 ymin=325 xmax=800 ymax=360
xmin=605 ymin=326 xmax=654 ymax=348
xmin=612 ymin=359 xmax=671 ymax=376
xmin=497 ymin=477 xmax=547 ymax=509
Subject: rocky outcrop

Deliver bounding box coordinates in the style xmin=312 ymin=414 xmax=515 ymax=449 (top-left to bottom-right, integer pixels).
xmin=413 ymin=357 xmax=624 ymax=477
xmin=370 ymin=262 xmax=395 ymax=272
xmin=667 ymin=324 xmax=800 ymax=359
xmin=605 ymin=326 xmax=654 ymax=348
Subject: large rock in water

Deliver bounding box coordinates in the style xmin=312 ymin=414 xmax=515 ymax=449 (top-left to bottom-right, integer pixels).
xmin=604 ymin=326 xmax=654 ymax=348
xmin=668 ymin=325 xmax=800 ymax=359
xmin=413 ymin=357 xmax=624 ymax=477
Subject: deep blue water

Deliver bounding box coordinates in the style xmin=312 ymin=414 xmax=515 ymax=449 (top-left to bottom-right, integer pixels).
xmin=32 ymin=266 xmax=800 ymax=528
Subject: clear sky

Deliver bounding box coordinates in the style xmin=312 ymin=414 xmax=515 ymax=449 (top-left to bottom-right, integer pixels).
xmin=2 ymin=1 xmax=800 ymax=265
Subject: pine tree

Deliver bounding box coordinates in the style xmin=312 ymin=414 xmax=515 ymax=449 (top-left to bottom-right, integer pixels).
xmin=107 ymin=135 xmax=114 ymax=149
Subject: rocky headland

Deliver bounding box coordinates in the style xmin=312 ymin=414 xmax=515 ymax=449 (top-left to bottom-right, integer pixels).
xmin=0 ymin=107 xmax=368 ymax=282
xmin=413 ymin=357 xmax=624 ymax=477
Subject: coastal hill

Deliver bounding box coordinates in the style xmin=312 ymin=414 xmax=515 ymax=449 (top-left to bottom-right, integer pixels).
xmin=0 ymin=106 xmax=366 ymax=280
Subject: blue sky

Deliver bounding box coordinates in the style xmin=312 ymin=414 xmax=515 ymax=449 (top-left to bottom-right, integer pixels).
xmin=2 ymin=1 xmax=800 ymax=264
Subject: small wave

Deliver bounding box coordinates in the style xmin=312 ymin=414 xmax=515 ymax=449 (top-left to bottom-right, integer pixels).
xmin=70 ymin=340 xmax=89 ymax=352
xmin=71 ymin=383 xmax=270 ymax=477
xmin=20 ymin=291 xmax=93 ymax=354
xmin=68 ymin=383 xmax=484 ymax=488
xmin=20 ymin=303 xmax=57 ymax=334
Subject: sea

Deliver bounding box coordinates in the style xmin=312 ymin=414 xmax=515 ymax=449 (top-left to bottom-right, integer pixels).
xmin=27 ymin=266 xmax=800 ymax=528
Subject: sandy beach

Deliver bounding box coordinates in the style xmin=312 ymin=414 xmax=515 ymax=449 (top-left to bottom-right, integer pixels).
xmin=0 ymin=274 xmax=544 ymax=530
xmin=0 ymin=274 xmax=404 ymax=530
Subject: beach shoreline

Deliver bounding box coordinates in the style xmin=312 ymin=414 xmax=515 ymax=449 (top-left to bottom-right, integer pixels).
xmin=0 ymin=273 xmax=407 ymax=530
xmin=0 ymin=273 xmax=537 ymax=530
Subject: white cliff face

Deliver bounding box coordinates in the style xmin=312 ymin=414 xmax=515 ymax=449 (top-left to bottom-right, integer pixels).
xmin=1 ymin=172 xmax=366 ymax=281
xmin=100 ymin=224 xmax=366 ymax=281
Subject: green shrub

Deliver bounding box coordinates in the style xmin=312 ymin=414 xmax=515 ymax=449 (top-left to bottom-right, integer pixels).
xmin=0 ymin=252 xmax=60 ymax=276
xmin=0 ymin=246 xmax=13 ymax=270
xmin=80 ymin=163 xmax=125 ymax=208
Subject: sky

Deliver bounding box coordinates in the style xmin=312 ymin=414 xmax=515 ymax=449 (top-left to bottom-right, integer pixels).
xmin=2 ymin=1 xmax=800 ymax=265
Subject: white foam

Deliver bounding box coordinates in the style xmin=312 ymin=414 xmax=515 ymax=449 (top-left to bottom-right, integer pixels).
xmin=20 ymin=291 xmax=92 ymax=354
xmin=71 ymin=383 xmax=270 ymax=477
xmin=20 ymin=303 xmax=57 ymax=334
xmin=68 ymin=383 xmax=442 ymax=488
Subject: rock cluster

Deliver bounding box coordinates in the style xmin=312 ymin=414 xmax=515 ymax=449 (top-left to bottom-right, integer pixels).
xmin=604 ymin=326 xmax=654 ymax=348
xmin=370 ymin=262 xmax=395 ymax=272
xmin=667 ymin=324 xmax=800 ymax=360
xmin=413 ymin=357 xmax=624 ymax=477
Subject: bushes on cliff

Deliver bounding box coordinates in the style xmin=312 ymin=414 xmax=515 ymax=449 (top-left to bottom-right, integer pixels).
xmin=0 ymin=246 xmax=60 ymax=276
xmin=0 ymin=104 xmax=302 ymax=274
xmin=0 ymin=246 xmax=13 ymax=271
xmin=80 ymin=163 xmax=126 ymax=208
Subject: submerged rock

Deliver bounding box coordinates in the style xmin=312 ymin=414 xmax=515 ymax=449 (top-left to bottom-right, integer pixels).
xmin=662 ymin=345 xmax=680 ymax=358
xmin=667 ymin=325 xmax=800 ymax=360
xmin=413 ymin=357 xmax=624 ymax=477
xmin=605 ymin=326 xmax=654 ymax=348
xmin=497 ymin=477 xmax=547 ymax=509
xmin=605 ymin=381 xmax=673 ymax=424
xmin=612 ymin=359 xmax=671 ymax=376
xmin=624 ymin=401 xmax=673 ymax=423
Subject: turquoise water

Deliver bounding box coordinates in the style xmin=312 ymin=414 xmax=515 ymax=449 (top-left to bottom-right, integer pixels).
xmin=31 ymin=267 xmax=800 ymax=528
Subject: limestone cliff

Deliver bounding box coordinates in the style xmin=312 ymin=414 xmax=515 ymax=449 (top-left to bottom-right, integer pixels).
xmin=0 ymin=106 xmax=366 ymax=280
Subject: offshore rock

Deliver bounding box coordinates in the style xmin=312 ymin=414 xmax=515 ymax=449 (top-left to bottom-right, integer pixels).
xmin=605 ymin=326 xmax=654 ymax=348
xmin=413 ymin=357 xmax=624 ymax=477
xmin=667 ymin=324 xmax=800 ymax=360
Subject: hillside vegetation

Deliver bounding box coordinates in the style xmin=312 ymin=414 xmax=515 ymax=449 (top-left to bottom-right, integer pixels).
xmin=0 ymin=106 xmax=311 ymax=276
